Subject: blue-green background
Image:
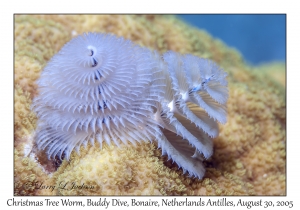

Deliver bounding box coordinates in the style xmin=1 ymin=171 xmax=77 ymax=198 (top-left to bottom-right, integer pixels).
xmin=178 ymin=15 xmax=286 ymax=65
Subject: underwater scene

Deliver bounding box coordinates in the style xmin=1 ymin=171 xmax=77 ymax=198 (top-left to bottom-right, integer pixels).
xmin=14 ymin=15 xmax=286 ymax=196
xmin=178 ymin=14 xmax=286 ymax=65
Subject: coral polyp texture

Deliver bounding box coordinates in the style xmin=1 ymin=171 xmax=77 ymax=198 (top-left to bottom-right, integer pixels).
xmin=14 ymin=15 xmax=286 ymax=195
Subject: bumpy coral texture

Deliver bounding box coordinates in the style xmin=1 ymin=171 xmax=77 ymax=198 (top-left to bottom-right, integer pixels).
xmin=14 ymin=15 xmax=285 ymax=195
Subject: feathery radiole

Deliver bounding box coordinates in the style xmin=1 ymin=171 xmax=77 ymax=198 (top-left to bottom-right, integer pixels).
xmin=32 ymin=32 xmax=228 ymax=179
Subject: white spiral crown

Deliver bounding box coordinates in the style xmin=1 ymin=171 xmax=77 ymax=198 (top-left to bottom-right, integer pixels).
xmin=32 ymin=32 xmax=228 ymax=179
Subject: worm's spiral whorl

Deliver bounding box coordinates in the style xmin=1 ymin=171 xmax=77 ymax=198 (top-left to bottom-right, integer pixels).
xmin=33 ymin=32 xmax=164 ymax=160
xmin=151 ymin=51 xmax=228 ymax=178
xmin=32 ymin=32 xmax=228 ymax=179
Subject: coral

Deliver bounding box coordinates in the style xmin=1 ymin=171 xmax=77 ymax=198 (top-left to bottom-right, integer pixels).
xmin=14 ymin=146 xmax=57 ymax=196
xmin=211 ymin=80 xmax=285 ymax=195
xmin=53 ymin=141 xmax=254 ymax=195
xmin=14 ymin=85 xmax=36 ymax=141
xmin=14 ymin=15 xmax=70 ymax=97
xmin=14 ymin=85 xmax=56 ymax=196
xmin=253 ymin=62 xmax=286 ymax=87
xmin=14 ymin=14 xmax=286 ymax=195
xmin=54 ymin=142 xmax=187 ymax=195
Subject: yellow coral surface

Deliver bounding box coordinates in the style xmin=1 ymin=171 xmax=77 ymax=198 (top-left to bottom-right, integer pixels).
xmin=14 ymin=14 xmax=286 ymax=195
